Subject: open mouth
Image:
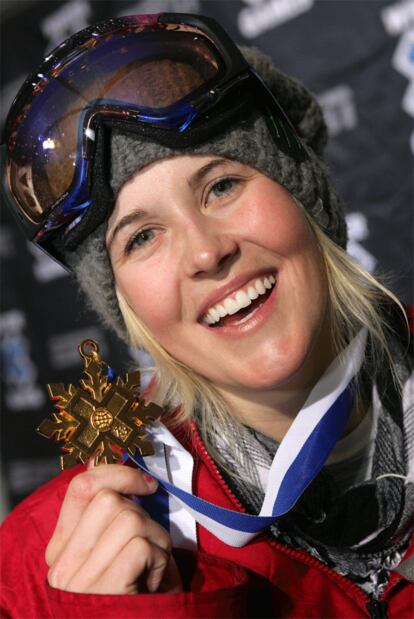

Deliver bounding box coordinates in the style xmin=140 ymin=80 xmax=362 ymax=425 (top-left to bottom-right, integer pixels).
xmin=201 ymin=273 xmax=277 ymax=329
xmin=210 ymin=286 xmax=273 ymax=328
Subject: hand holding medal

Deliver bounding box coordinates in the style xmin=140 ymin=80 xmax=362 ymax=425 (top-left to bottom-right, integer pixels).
xmin=37 ymin=340 xmax=182 ymax=595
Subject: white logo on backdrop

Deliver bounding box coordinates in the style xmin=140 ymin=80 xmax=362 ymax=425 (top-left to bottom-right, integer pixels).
xmin=392 ymin=29 xmax=414 ymax=153
xmin=41 ymin=0 xmax=91 ymax=53
xmin=47 ymin=327 xmax=108 ymax=370
xmin=346 ymin=212 xmax=377 ymax=273
xmin=382 ymin=1 xmax=414 ymax=153
xmin=382 ymin=0 xmax=414 ymax=35
xmin=317 ymin=85 xmax=358 ymax=137
xmin=238 ymin=0 xmax=313 ymax=39
xmin=118 ymin=0 xmax=201 ymax=16
xmin=0 ymin=310 xmax=46 ymax=411
xmin=27 ymin=243 xmax=68 ymax=283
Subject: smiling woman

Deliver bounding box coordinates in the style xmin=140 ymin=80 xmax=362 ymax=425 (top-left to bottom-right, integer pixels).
xmin=109 ymin=156 xmax=333 ymax=429
xmin=1 ymin=11 xmax=413 ymax=619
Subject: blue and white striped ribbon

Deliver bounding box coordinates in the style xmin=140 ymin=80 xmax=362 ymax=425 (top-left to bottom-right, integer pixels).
xmin=127 ymin=329 xmax=367 ymax=547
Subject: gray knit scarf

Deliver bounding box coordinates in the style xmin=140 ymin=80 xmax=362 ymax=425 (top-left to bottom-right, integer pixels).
xmin=204 ymin=331 xmax=414 ymax=598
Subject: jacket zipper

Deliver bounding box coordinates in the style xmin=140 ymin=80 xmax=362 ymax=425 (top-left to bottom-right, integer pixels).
xmin=190 ymin=421 xmax=252 ymax=512
xmin=366 ymin=599 xmax=389 ymax=619
xmin=190 ymin=422 xmax=396 ymax=619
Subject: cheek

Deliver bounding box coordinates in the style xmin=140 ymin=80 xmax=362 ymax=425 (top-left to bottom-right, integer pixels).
xmin=284 ymin=245 xmax=328 ymax=336
xmin=115 ymin=262 xmax=180 ymax=339
xmin=241 ymin=185 xmax=314 ymax=256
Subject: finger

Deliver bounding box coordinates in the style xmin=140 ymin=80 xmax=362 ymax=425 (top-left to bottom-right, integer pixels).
xmin=48 ymin=491 xmax=137 ymax=586
xmin=46 ymin=465 xmax=157 ymax=565
xmin=54 ymin=502 xmax=171 ymax=590
xmin=67 ymin=537 xmax=171 ymax=594
xmin=55 ymin=497 xmax=171 ymax=586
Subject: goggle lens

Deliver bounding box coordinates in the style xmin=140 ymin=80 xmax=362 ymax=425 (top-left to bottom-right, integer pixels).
xmin=7 ymin=26 xmax=221 ymax=224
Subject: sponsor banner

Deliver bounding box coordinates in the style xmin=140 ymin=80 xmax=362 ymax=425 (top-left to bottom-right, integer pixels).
xmin=119 ymin=0 xmax=201 ymax=17
xmin=381 ymin=0 xmax=414 ymax=35
xmin=0 ymin=310 xmax=46 ymax=411
xmin=317 ymin=86 xmax=358 ymax=137
xmin=41 ymin=0 xmax=92 ymax=53
xmin=0 ymin=0 xmax=412 ymax=511
xmin=238 ymin=0 xmax=314 ymax=39
xmin=27 ymin=243 xmax=68 ymax=283
xmin=346 ymin=213 xmax=378 ymax=273
xmin=47 ymin=327 xmax=108 ymax=370
xmin=7 ymin=458 xmax=60 ymax=496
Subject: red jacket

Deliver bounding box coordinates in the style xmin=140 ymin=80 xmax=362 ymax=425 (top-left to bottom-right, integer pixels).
xmin=1 ymin=424 xmax=413 ymax=619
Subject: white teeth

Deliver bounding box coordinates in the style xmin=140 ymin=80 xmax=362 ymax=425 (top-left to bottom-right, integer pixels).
xmin=235 ymin=290 xmax=251 ymax=308
xmin=247 ymin=286 xmax=259 ymax=300
xmin=202 ymin=273 xmax=277 ymax=325
xmin=255 ymin=279 xmax=266 ymax=294
xmin=223 ymin=298 xmax=239 ymax=315
xmin=210 ymin=307 xmax=221 ymax=322
xmin=217 ymin=304 xmax=227 ymax=318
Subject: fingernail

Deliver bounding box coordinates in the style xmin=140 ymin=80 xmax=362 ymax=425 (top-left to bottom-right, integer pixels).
xmin=143 ymin=473 xmax=154 ymax=485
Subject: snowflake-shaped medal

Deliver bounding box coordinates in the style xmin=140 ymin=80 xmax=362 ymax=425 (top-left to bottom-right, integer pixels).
xmin=37 ymin=339 xmax=162 ymax=470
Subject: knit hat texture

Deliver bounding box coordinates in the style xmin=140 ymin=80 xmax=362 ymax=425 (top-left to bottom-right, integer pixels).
xmin=68 ymin=47 xmax=347 ymax=341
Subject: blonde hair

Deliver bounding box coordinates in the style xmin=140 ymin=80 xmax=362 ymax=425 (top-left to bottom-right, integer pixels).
xmin=116 ymin=214 xmax=407 ymax=463
xmin=116 ymin=289 xmax=231 ymax=433
xmin=304 ymin=212 xmax=407 ymax=385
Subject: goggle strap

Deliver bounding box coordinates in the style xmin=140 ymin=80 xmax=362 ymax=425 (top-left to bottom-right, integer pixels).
xmin=56 ymin=97 xmax=258 ymax=252
xmin=101 ymin=95 xmax=255 ymax=149
xmin=63 ymin=123 xmax=112 ymax=252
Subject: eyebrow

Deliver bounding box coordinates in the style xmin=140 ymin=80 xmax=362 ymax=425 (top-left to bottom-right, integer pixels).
xmin=107 ymin=158 xmax=235 ymax=249
xmin=107 ymin=208 xmax=149 ymax=250
xmin=188 ymin=157 xmax=233 ymax=190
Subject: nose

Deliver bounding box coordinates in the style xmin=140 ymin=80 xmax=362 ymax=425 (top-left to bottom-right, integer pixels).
xmin=182 ymin=217 xmax=239 ymax=278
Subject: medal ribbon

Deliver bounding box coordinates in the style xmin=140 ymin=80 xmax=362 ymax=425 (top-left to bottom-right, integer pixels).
xmin=127 ymin=329 xmax=367 ymax=547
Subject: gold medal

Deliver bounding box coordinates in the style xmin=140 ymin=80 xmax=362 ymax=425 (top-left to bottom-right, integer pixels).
xmin=37 ymin=339 xmax=162 ymax=470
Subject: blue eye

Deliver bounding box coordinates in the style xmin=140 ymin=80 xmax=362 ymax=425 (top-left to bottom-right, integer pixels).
xmin=126 ymin=228 xmax=155 ymax=253
xmin=205 ymin=176 xmax=242 ymax=206
xmin=210 ymin=177 xmax=236 ymax=198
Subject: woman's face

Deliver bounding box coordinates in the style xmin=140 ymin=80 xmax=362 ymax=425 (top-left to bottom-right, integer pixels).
xmin=107 ymin=155 xmax=332 ymax=398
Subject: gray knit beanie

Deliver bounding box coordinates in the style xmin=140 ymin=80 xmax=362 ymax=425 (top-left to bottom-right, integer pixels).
xmin=67 ymin=47 xmax=347 ymax=341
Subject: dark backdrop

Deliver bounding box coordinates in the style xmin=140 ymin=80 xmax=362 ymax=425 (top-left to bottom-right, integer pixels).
xmin=1 ymin=0 xmax=413 ymax=510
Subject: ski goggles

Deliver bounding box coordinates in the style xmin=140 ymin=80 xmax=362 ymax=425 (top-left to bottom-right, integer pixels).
xmin=2 ymin=12 xmax=307 ymax=255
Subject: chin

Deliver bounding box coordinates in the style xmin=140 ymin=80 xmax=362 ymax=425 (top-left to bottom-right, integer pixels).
xmin=236 ymin=366 xmax=307 ymax=392
xmin=231 ymin=337 xmax=315 ymax=391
